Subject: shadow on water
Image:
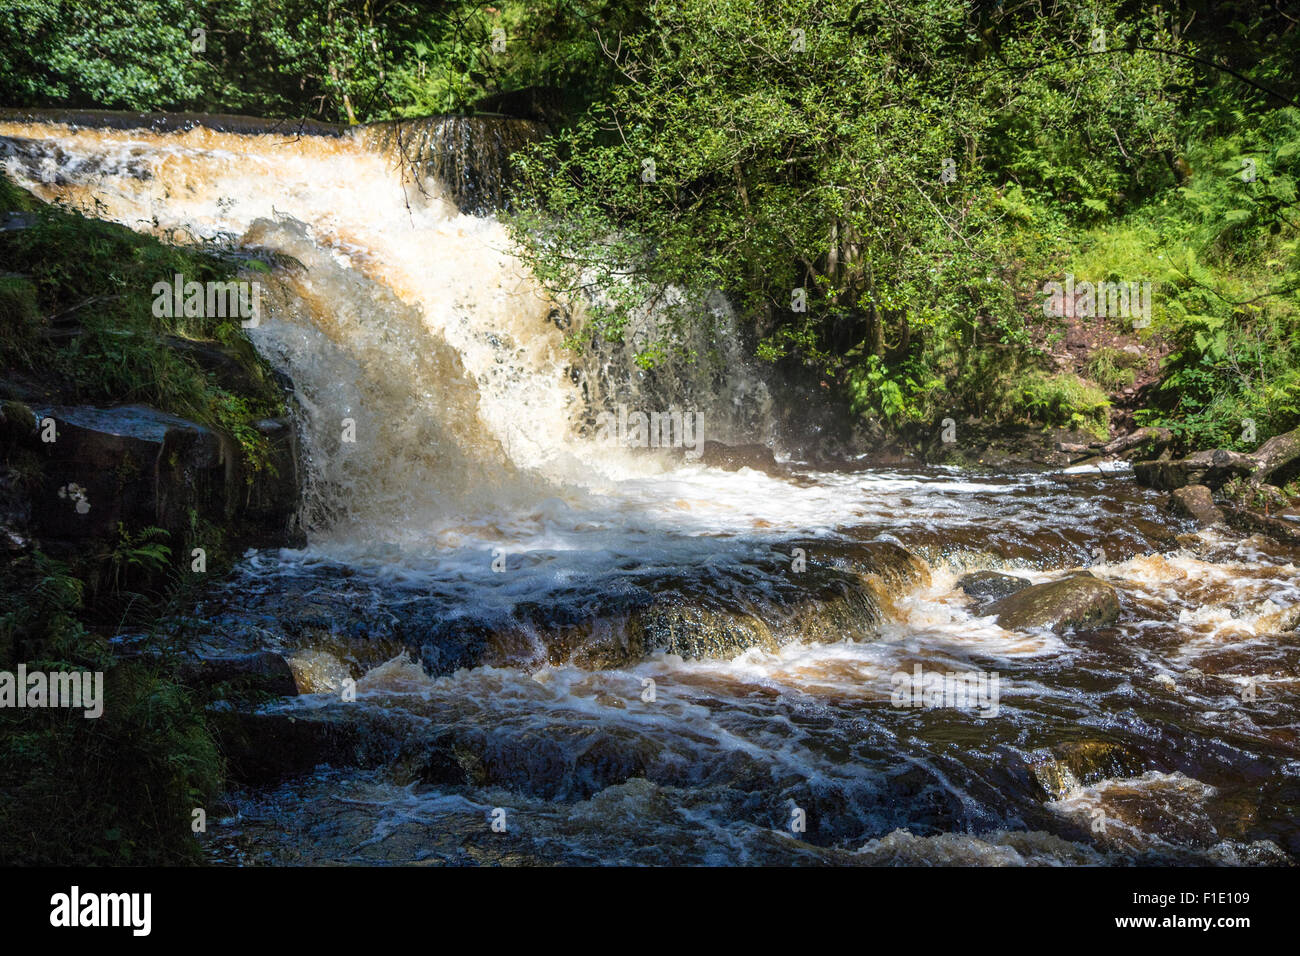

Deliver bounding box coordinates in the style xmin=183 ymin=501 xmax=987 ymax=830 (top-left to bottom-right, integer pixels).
xmin=188 ymin=467 xmax=1300 ymax=866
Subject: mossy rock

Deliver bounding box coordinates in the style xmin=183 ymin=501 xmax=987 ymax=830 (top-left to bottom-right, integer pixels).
xmin=1030 ymin=740 xmax=1146 ymax=800
xmin=987 ymin=574 xmax=1120 ymax=631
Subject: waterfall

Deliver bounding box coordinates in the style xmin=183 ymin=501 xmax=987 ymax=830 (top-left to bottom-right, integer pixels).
xmin=0 ymin=111 xmax=783 ymax=548
xmin=356 ymin=114 xmax=546 ymax=214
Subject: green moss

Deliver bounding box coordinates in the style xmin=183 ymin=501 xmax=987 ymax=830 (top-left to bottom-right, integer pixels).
xmin=0 ymin=173 xmax=284 ymax=478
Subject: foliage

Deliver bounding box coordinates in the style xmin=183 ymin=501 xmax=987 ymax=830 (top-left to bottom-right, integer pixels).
xmin=0 ymin=180 xmax=284 ymax=473
xmin=0 ymin=183 xmax=269 ymax=865
xmin=0 ymin=1 xmax=642 ymax=122
xmin=0 ymin=549 xmax=220 ymax=865
xmin=1085 ymin=347 xmax=1141 ymax=392
xmin=505 ymin=0 xmax=1187 ymax=429
xmin=0 ymin=0 xmax=204 ymax=110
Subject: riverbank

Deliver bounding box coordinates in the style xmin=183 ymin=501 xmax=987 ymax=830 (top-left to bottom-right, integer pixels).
xmin=0 ymin=173 xmax=297 ymax=864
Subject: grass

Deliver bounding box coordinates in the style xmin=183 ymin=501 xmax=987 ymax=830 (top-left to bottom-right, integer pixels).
xmin=0 ymin=175 xmax=284 ymax=470
xmin=1085 ymin=347 xmax=1143 ymax=392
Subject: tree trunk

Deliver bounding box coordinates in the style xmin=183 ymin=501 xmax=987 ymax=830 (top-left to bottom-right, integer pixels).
xmin=867 ymin=304 xmax=885 ymax=358
xmin=1248 ymin=425 xmax=1300 ymax=486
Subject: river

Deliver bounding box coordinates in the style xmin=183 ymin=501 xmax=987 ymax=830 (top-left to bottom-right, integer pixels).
xmin=2 ymin=114 xmax=1296 ymax=865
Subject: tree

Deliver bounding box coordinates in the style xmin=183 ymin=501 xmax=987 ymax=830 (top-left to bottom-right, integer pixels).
xmin=507 ymin=0 xmax=1188 ymax=423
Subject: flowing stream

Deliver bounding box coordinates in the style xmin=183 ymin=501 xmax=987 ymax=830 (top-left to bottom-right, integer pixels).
xmin=3 ymin=114 xmax=1297 ymax=865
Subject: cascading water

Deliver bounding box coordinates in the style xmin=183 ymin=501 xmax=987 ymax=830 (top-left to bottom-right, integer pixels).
xmin=2 ymin=113 xmax=1297 ymax=866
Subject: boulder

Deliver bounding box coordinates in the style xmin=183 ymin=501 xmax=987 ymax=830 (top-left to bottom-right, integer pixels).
xmin=1030 ymin=740 xmax=1145 ymax=800
xmin=624 ymin=599 xmax=780 ymax=662
xmin=179 ymin=650 xmax=299 ymax=697
xmin=419 ymin=724 xmax=665 ymax=801
xmin=1223 ymin=506 xmax=1300 ymax=545
xmin=241 ymin=416 xmax=301 ymax=545
xmin=986 ymin=574 xmax=1120 ymax=631
xmin=214 ymin=707 xmax=413 ymax=784
xmin=27 ymin=403 xmax=228 ymax=541
xmin=699 ymin=440 xmax=783 ymax=476
xmin=1169 ymin=484 xmax=1224 ymax=527
xmin=957 ymin=570 xmax=1032 ymax=604
xmin=215 ymin=710 xmax=367 ymax=784
xmin=2 ymin=401 xmax=300 ymax=551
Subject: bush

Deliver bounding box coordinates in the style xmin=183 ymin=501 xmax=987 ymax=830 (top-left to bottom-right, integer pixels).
xmin=0 ymin=550 xmax=221 ymax=865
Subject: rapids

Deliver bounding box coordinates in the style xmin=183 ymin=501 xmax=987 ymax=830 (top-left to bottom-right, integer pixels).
xmin=2 ymin=113 xmax=1296 ymax=865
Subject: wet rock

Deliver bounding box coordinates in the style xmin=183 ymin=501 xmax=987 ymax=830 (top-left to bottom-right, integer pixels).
xmin=1 ymin=396 xmax=300 ymax=558
xmin=179 ymin=651 xmax=298 ymax=697
xmin=420 ymin=729 xmax=491 ymax=788
xmin=1134 ymin=449 xmax=1255 ymax=491
xmin=986 ymin=574 xmax=1120 ymax=631
xmin=210 ymin=538 xmax=930 ymax=676
xmin=856 ymin=828 xmax=1104 ymax=865
xmin=408 ymin=619 xmax=500 ymax=675
xmin=788 ymin=577 xmax=889 ymax=644
xmin=565 ymin=596 xmax=779 ymax=669
xmin=215 ymin=708 xmax=411 ymax=785
xmin=419 ymin=724 xmax=664 ymax=801
xmin=1169 ymin=484 xmax=1224 ymax=527
xmin=837 ymin=539 xmax=932 ymax=591
xmin=551 ymin=540 xmax=927 ymax=668
xmin=699 ymin=440 xmax=782 ymax=476
xmin=26 ymin=403 xmax=228 ymax=541
xmin=285 ymin=649 xmax=353 ymax=693
xmin=957 ymin=571 xmax=1032 ymax=604
xmin=241 ymin=415 xmax=301 ymax=546
xmin=574 ymin=732 xmax=659 ymax=795
xmin=1030 ymin=740 xmax=1146 ymax=800
xmin=1223 ymin=506 xmax=1300 ymax=546
xmin=627 ymin=600 xmax=779 ymax=661
xmin=216 ymin=711 xmax=366 ymax=784
xmin=567 ymin=559 xmax=905 ymax=669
